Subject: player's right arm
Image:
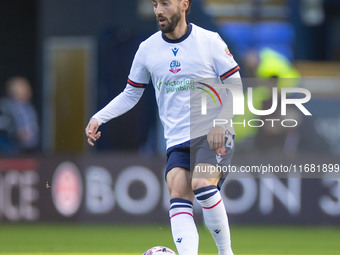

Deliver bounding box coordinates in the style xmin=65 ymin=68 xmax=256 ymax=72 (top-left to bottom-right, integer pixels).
xmin=85 ymin=41 xmax=150 ymax=146
xmin=85 ymin=84 xmax=145 ymax=146
xmin=85 ymin=118 xmax=101 ymax=146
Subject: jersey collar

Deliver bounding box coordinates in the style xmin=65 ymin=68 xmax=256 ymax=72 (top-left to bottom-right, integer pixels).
xmin=162 ymin=23 xmax=192 ymax=43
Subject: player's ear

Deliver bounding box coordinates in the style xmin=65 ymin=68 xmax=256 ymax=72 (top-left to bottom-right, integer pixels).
xmin=182 ymin=0 xmax=189 ymax=14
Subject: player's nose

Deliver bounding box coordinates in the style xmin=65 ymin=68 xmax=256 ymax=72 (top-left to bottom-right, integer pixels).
xmin=154 ymin=5 xmax=164 ymax=16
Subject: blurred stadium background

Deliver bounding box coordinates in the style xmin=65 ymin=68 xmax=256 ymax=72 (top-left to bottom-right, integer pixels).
xmin=0 ymin=0 xmax=340 ymax=254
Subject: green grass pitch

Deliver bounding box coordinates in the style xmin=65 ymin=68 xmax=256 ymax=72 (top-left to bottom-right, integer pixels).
xmin=0 ymin=224 xmax=339 ymax=255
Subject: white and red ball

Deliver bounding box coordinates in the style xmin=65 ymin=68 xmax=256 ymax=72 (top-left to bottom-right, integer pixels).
xmin=143 ymin=246 xmax=176 ymax=255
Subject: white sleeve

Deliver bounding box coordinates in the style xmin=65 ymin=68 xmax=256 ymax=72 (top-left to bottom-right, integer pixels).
xmin=215 ymin=70 xmax=243 ymax=132
xmin=127 ymin=41 xmax=150 ymax=88
xmin=211 ymin=33 xmax=240 ymax=80
xmin=208 ymin=33 xmax=242 ymax=132
xmin=92 ymin=84 xmax=144 ymax=126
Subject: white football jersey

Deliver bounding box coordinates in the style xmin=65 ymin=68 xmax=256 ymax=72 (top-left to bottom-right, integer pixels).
xmin=127 ymin=23 xmax=240 ymax=149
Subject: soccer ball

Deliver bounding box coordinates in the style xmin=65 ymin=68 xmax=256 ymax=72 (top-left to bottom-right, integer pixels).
xmin=143 ymin=246 xmax=177 ymax=255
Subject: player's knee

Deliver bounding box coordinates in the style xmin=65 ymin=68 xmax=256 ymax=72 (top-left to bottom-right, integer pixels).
xmin=169 ymin=190 xmax=192 ymax=201
xmin=168 ymin=183 xmax=194 ymax=201
xmin=167 ymin=167 xmax=193 ymax=200
xmin=168 ymin=183 xmax=193 ymax=201
xmin=191 ymin=178 xmax=216 ymax=191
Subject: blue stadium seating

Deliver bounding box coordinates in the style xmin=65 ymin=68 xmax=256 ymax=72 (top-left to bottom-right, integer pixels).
xmin=219 ymin=21 xmax=295 ymax=60
xmin=220 ymin=22 xmax=253 ymax=57
xmin=253 ymin=22 xmax=294 ymax=44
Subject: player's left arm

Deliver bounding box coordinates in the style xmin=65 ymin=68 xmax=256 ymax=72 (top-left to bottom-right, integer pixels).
xmin=207 ymin=33 xmax=242 ymax=150
xmin=207 ymin=72 xmax=241 ymax=150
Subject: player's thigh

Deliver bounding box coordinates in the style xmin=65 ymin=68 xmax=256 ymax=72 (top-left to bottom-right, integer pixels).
xmin=191 ymin=133 xmax=235 ymax=190
xmin=192 ymin=163 xmax=221 ymax=190
xmin=166 ymin=167 xmax=194 ymax=201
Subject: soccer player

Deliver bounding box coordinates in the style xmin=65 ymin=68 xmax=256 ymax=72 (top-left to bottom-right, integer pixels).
xmin=85 ymin=0 xmax=241 ymax=254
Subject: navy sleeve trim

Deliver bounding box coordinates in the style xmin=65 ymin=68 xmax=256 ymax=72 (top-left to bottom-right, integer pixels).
xmin=127 ymin=78 xmax=148 ymax=88
xmin=220 ymin=65 xmax=240 ymax=80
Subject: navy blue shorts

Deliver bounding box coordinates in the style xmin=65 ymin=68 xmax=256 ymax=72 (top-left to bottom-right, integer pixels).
xmin=166 ymin=132 xmax=235 ymax=189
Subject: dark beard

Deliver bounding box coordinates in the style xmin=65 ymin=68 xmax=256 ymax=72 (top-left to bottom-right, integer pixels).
xmin=157 ymin=9 xmax=181 ymax=33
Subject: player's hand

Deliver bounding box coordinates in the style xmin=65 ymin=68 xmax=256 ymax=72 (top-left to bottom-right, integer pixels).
xmin=85 ymin=118 xmax=101 ymax=146
xmin=207 ymin=126 xmax=225 ymax=150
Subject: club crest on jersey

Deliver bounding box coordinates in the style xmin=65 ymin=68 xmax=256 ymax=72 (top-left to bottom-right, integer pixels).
xmin=169 ymin=60 xmax=181 ymax=74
